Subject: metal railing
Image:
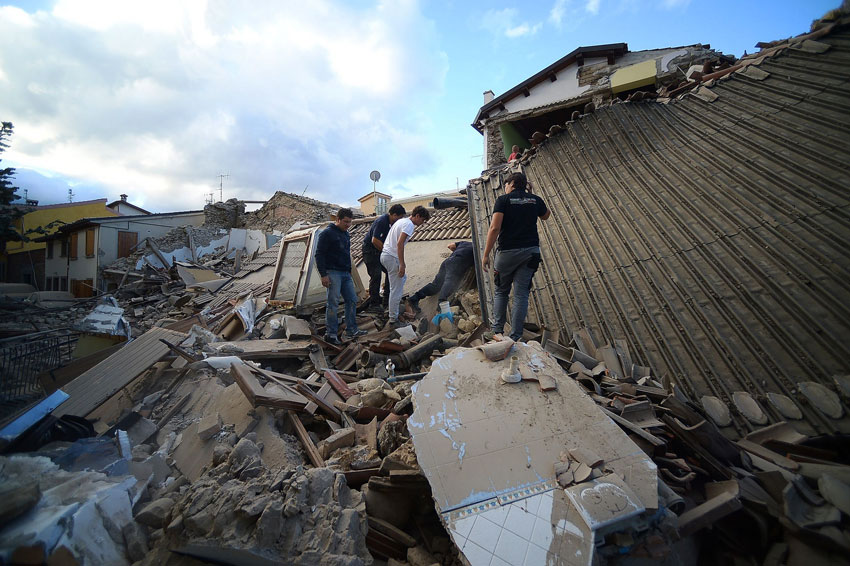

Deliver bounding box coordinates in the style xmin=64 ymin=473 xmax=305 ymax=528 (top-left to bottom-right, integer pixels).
xmin=0 ymin=329 xmax=80 ymax=425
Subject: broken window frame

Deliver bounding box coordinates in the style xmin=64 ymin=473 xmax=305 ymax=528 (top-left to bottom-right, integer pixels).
xmin=268 ymin=226 xmax=366 ymax=311
xmin=268 ymin=231 xmax=313 ymax=308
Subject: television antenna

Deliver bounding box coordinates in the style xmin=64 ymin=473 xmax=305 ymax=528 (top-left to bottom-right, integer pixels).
xmin=217 ymin=173 xmax=229 ymax=202
xmin=68 ymin=188 xmax=75 ymax=203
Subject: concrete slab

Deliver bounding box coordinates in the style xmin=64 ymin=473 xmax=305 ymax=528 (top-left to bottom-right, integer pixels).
xmin=408 ymin=341 xmax=657 ymax=565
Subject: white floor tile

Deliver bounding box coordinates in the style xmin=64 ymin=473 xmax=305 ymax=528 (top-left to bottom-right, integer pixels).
xmin=462 ymin=539 xmax=494 ymax=566
xmin=467 ymin=514 xmax=502 ymax=551
xmin=494 ymin=527 xmax=529 ymax=566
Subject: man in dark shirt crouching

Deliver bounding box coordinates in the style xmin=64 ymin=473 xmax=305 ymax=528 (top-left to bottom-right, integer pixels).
xmin=408 ymin=241 xmax=474 ymax=314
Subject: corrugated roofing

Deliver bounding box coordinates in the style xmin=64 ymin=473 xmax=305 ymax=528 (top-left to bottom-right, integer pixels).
xmin=468 ymin=21 xmax=850 ymax=438
xmin=234 ymin=241 xmax=281 ymax=278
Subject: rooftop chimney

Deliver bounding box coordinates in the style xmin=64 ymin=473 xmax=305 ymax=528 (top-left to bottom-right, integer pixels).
xmin=483 ymin=90 xmax=494 ymax=104
xmin=120 ymin=194 xmax=128 ymax=201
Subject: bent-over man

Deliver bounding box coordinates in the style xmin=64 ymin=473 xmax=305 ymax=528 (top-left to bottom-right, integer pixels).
xmin=408 ymin=241 xmax=474 ymax=314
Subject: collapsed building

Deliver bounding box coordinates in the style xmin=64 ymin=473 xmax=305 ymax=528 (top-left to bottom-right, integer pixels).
xmin=1 ymin=9 xmax=850 ymax=566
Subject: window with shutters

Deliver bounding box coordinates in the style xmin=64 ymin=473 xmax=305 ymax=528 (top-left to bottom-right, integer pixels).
xmin=117 ymin=231 xmax=138 ymax=258
xmin=85 ymin=228 xmax=95 ymax=257
xmin=70 ymin=233 xmax=78 ymax=260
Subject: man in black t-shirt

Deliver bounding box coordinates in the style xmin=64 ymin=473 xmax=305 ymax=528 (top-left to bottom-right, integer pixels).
xmin=407 ymin=241 xmax=474 ymax=313
xmin=362 ymin=204 xmax=405 ymax=311
xmin=481 ymin=172 xmax=550 ymax=341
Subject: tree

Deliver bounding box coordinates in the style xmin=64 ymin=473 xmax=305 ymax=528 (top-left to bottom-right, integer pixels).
xmin=0 ymin=122 xmax=24 ymax=246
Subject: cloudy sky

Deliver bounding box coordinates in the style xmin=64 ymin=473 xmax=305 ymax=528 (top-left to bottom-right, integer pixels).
xmin=1 ymin=0 xmax=839 ymax=212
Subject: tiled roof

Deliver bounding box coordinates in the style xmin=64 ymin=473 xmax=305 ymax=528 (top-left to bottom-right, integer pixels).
xmin=469 ymin=19 xmax=850 ymax=437
xmin=349 ymin=208 xmax=473 ymax=265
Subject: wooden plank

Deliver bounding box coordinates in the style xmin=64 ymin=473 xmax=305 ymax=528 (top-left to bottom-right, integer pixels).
xmin=53 ymin=327 xmax=185 ymax=418
xmin=230 ymin=362 xmax=266 ymax=406
xmin=344 ymin=467 xmax=381 ymax=488
xmin=367 ymin=516 xmax=416 ymax=548
xmin=206 ymin=339 xmax=311 ymax=359
xmin=253 ymin=366 xmax=321 ymax=389
xmin=147 ymin=238 xmax=170 ymax=269
xmin=309 ymin=346 xmax=329 ymax=373
xmin=187 ymin=226 xmax=197 ymax=262
xmin=287 ymin=411 xmax=323 ymax=467
xmin=296 ymin=382 xmax=342 ymax=423
xmin=159 ymin=338 xmax=201 ymax=363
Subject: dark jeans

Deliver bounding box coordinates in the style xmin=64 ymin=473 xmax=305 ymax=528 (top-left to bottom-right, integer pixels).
xmin=492 ymin=246 xmax=540 ymax=341
xmin=363 ymin=246 xmax=389 ymax=306
xmin=325 ymin=270 xmax=358 ymax=338
xmin=411 ymin=261 xmax=469 ymax=303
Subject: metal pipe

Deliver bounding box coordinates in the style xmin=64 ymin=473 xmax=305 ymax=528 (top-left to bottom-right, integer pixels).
xmin=359 ymin=350 xmax=389 ymax=368
xmin=432 ymin=197 xmax=468 ymax=210
xmin=390 ymin=334 xmax=443 ymax=369
xmin=386 ymin=372 xmax=427 ymax=383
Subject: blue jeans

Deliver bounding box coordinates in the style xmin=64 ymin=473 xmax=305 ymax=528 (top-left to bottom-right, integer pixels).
xmin=492 ymin=247 xmax=540 ymax=341
xmin=325 ymin=270 xmax=358 ymax=338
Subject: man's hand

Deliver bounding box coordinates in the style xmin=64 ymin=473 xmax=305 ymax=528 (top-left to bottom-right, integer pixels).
xmin=321 ymin=275 xmax=330 ymax=288
xmin=482 ymin=256 xmax=491 ymax=272
xmin=398 ymin=263 xmax=406 ymax=278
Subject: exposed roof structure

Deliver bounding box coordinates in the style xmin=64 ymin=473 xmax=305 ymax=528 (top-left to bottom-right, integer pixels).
xmin=468 ymin=17 xmax=850 ymax=438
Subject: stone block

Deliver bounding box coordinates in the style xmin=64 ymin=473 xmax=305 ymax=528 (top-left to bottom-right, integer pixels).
xmin=197 ymin=412 xmax=222 ymax=441
xmin=318 ymin=427 xmax=356 ymax=459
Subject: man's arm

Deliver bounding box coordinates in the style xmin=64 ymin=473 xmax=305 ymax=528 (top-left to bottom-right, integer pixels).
xmin=315 ymin=231 xmax=331 ymax=288
xmin=481 ymin=212 xmax=503 ymax=272
xmin=541 ymin=209 xmax=551 ymax=220
xmin=371 ymin=236 xmax=384 ymax=252
xmin=397 ymin=232 xmax=410 ymax=277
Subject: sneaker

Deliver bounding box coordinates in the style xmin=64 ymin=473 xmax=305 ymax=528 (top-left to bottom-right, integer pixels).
xmin=385 ymin=319 xmax=404 ymax=330
xmin=346 ymin=328 xmax=368 ymax=338
xmin=323 ymin=334 xmax=341 ymax=345
xmin=367 ymin=303 xmax=384 ymax=313
xmin=408 ymin=298 xmax=421 ymax=315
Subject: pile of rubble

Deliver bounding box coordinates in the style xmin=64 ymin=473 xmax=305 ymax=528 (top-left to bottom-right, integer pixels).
xmin=204 ymin=198 xmax=246 ymax=229
xmin=242 ymin=191 xmax=342 ymax=233
xmin=2 ymin=228 xmax=849 ymax=565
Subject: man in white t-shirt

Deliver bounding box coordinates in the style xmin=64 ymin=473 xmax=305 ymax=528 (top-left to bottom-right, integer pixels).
xmin=380 ymin=205 xmax=431 ymax=326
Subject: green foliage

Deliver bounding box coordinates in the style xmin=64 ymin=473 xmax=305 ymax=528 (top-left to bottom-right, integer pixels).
xmin=0 ymin=121 xmax=24 ymax=244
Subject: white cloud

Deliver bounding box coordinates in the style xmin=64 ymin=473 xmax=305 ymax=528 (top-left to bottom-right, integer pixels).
xmin=0 ymin=0 xmax=448 ymax=210
xmin=585 ymin=0 xmax=601 ymax=14
xmin=505 ymin=22 xmax=542 ymax=38
xmin=549 ymin=0 xmax=569 ymax=26
xmin=482 ymin=8 xmax=541 ymax=39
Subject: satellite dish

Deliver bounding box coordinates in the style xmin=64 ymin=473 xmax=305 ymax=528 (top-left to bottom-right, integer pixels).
xmin=369 ymin=170 xmax=381 ymax=183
